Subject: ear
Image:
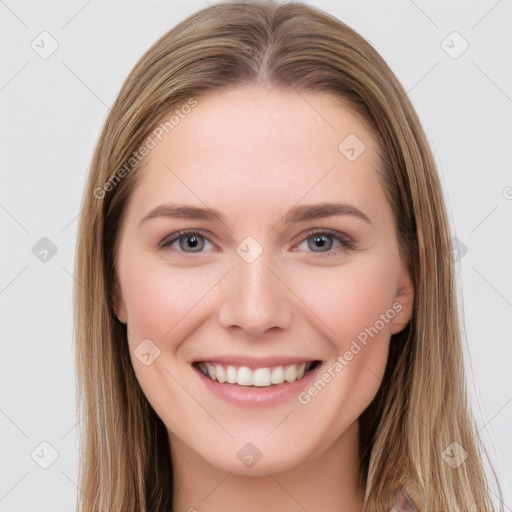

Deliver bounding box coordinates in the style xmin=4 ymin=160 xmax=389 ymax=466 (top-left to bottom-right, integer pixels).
xmin=388 ymin=266 xmax=414 ymax=335
xmin=112 ymin=278 xmax=128 ymax=324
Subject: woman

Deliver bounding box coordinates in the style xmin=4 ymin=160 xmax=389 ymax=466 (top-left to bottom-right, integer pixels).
xmin=74 ymin=1 xmax=502 ymax=510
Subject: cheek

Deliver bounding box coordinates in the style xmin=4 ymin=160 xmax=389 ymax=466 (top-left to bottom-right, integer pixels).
xmin=117 ymin=260 xmax=228 ymax=429
xmin=120 ymin=259 xmax=225 ymax=343
xmin=291 ymin=261 xmax=395 ymax=436
xmin=289 ymin=256 xmax=399 ymax=345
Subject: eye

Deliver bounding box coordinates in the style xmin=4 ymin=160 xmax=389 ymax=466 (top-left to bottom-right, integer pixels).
xmin=159 ymin=230 xmax=213 ymax=253
xmin=159 ymin=229 xmax=353 ymax=255
xmin=295 ymin=229 xmax=353 ymax=254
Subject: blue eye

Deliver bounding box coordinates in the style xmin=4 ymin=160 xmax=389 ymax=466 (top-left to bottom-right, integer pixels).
xmin=159 ymin=229 xmax=353 ymax=256
xmin=160 ymin=231 xmax=212 ymax=253
xmin=308 ymin=234 xmax=334 ymax=252
xmin=296 ymin=230 xmax=353 ymax=254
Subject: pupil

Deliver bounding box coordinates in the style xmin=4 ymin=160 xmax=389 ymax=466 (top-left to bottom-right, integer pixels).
xmin=308 ymin=234 xmax=332 ymax=252
xmin=315 ymin=235 xmax=326 ymax=247
xmin=179 ymin=235 xmax=203 ymax=252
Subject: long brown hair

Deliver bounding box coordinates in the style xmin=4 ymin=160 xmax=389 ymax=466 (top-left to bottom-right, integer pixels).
xmin=74 ymin=1 xmax=502 ymax=510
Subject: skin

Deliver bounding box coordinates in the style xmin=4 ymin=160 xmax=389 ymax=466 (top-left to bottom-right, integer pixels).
xmin=114 ymin=86 xmax=414 ymax=512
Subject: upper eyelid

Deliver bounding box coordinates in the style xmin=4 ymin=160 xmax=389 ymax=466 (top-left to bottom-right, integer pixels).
xmin=295 ymin=227 xmax=352 ymax=242
xmin=158 ymin=230 xmax=215 ymax=251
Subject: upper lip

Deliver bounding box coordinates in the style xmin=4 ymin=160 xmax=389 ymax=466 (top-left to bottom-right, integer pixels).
xmin=192 ymin=356 xmax=321 ymax=369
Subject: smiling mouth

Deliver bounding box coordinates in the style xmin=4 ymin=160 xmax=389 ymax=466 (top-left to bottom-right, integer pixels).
xmin=193 ymin=360 xmax=322 ymax=387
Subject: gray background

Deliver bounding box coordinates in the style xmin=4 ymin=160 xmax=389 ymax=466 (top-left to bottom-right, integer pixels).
xmin=1 ymin=0 xmax=511 ymax=510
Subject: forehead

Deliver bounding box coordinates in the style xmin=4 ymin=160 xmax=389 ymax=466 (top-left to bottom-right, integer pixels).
xmin=125 ymin=86 xmax=386 ymax=225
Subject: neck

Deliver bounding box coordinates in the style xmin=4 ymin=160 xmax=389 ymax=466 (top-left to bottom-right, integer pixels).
xmin=169 ymin=421 xmax=364 ymax=512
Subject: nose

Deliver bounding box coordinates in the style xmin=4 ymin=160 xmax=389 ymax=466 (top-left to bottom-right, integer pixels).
xmin=217 ymin=253 xmax=294 ymax=337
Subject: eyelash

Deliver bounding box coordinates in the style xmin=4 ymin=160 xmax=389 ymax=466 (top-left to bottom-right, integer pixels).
xmin=158 ymin=229 xmax=355 ymax=256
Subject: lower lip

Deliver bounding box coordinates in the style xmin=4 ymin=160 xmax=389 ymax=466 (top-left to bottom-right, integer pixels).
xmin=192 ymin=363 xmax=324 ymax=408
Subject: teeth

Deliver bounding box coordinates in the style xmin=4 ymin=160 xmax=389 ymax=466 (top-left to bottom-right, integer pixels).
xmin=284 ymin=364 xmax=298 ymax=382
xmin=215 ymin=365 xmax=226 ymax=383
xmin=198 ymin=361 xmax=311 ymax=387
xmin=237 ymin=367 xmax=252 ymax=386
xmin=226 ymin=365 xmax=237 ymax=384
xmin=270 ymin=365 xmax=284 ymax=385
xmin=206 ymin=363 xmax=216 ymax=380
xmin=253 ymin=368 xmax=271 ymax=387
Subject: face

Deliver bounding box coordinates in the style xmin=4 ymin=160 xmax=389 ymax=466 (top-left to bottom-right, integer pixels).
xmin=114 ymin=86 xmax=414 ymax=476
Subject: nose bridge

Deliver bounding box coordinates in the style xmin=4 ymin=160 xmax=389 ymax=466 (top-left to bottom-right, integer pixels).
xmin=217 ymin=247 xmax=293 ymax=335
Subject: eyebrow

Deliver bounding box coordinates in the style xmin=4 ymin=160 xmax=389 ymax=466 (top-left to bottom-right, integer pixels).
xmin=282 ymin=202 xmax=372 ymax=225
xmin=138 ymin=202 xmax=372 ymax=227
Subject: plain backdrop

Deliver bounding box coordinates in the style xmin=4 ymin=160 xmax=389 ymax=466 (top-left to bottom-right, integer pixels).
xmin=1 ymin=1 xmax=511 ymax=510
